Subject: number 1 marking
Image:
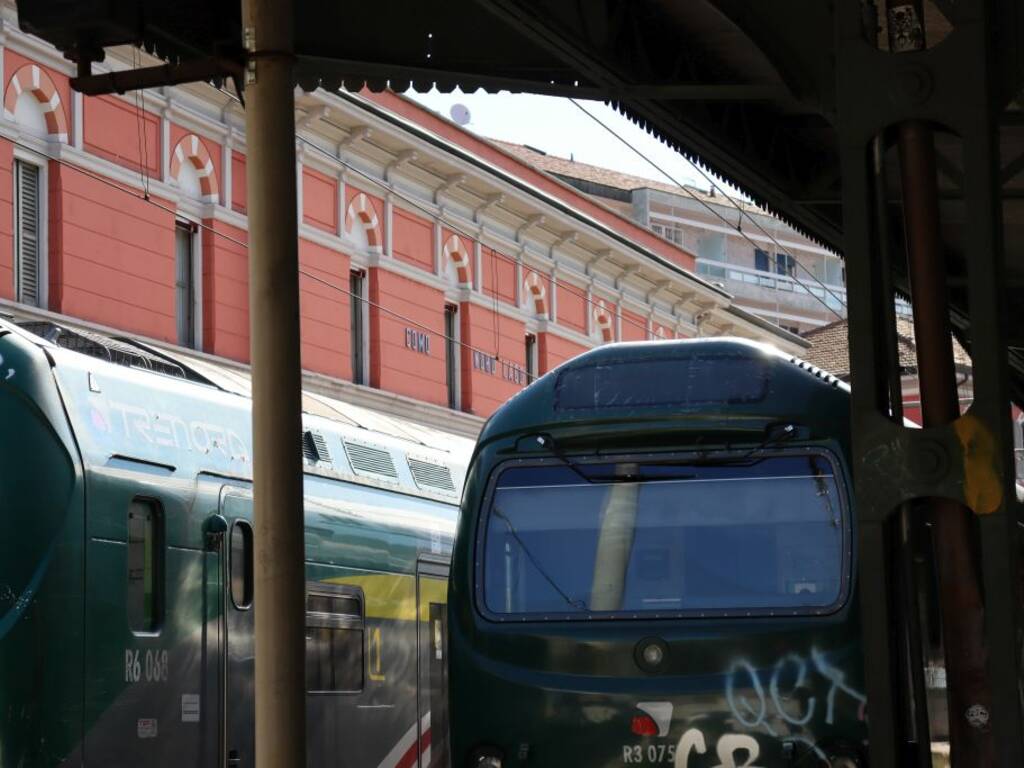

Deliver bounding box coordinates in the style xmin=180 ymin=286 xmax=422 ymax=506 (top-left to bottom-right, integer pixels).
xmin=368 ymin=626 xmax=385 ymax=681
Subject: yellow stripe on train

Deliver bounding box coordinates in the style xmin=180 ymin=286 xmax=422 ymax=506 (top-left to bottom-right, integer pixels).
xmin=323 ymin=572 xmax=447 ymax=622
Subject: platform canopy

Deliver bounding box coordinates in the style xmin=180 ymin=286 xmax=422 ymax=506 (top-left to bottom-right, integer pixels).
xmin=16 ymin=0 xmax=1024 ymax=400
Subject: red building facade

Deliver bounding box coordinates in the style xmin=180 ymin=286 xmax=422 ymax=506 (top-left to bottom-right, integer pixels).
xmin=0 ymin=20 xmax=801 ymax=425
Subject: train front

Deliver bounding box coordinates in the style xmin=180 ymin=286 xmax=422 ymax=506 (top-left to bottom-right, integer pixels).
xmin=449 ymin=339 xmax=868 ymax=768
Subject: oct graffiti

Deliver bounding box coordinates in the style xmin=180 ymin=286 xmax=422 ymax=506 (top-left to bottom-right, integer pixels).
xmin=722 ymin=648 xmax=866 ymax=761
xmin=725 ymin=648 xmax=866 ymax=732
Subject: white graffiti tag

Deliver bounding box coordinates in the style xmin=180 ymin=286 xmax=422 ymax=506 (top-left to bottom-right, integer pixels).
xmin=725 ymin=648 xmax=866 ymax=734
xmin=769 ymin=654 xmax=816 ymax=726
xmin=674 ymin=729 xmax=764 ymax=768
xmin=0 ymin=353 xmax=14 ymax=380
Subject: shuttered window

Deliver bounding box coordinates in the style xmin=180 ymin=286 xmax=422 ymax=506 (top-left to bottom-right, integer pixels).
xmin=525 ymin=333 xmax=537 ymax=383
xmin=445 ymin=304 xmax=458 ymax=409
xmin=175 ymin=221 xmax=196 ymax=348
xmin=14 ymin=160 xmax=41 ymax=307
xmin=350 ymin=270 xmax=365 ymax=385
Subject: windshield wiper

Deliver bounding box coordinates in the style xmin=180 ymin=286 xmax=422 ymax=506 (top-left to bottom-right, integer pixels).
xmin=691 ymin=421 xmax=804 ymax=466
xmin=493 ymin=507 xmax=588 ymax=612
xmin=533 ymin=433 xmax=598 ymax=484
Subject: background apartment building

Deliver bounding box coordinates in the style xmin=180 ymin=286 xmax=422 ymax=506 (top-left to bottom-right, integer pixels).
xmin=498 ymin=142 xmax=913 ymax=334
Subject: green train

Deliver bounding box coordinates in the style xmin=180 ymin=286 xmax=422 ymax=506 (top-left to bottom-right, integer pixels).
xmin=0 ymin=316 xmax=470 ymax=768
xmin=450 ymin=339 xmax=871 ymax=768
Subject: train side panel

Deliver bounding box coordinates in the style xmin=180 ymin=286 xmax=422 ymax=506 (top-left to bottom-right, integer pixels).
xmin=1 ymin=324 xmax=461 ymax=768
xmin=0 ymin=329 xmax=85 ymax=768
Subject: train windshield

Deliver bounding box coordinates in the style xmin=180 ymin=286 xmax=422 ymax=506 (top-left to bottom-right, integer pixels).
xmin=481 ymin=454 xmax=846 ymax=619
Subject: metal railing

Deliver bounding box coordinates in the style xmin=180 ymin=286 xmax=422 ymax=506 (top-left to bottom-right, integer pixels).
xmin=696 ymin=259 xmax=913 ymax=317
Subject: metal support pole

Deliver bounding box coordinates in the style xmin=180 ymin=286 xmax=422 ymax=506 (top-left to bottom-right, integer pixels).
xmin=885 ymin=2 xmax=993 ymax=764
xmin=896 ymin=119 xmax=993 ymax=767
xmin=241 ymin=0 xmax=307 ymax=765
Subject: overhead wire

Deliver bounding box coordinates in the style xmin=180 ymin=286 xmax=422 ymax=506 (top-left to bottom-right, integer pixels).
xmin=131 ymin=45 xmax=152 ymax=199
xmin=216 ymin=84 xmax=711 ymax=342
xmin=300 ymin=118 xmax=667 ymax=342
xmin=568 ymin=98 xmax=847 ymax=321
xmin=10 ymin=135 xmax=571 ymax=381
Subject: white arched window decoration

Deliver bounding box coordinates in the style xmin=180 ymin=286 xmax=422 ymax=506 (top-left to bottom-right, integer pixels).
xmin=442 ymin=235 xmax=472 ymax=287
xmin=4 ymin=65 xmax=69 ymax=142
xmin=591 ymin=301 xmax=615 ymax=344
xmin=522 ymin=272 xmax=548 ymax=317
xmin=344 ymin=193 xmax=382 ymax=253
xmin=170 ymin=134 xmax=219 ymax=203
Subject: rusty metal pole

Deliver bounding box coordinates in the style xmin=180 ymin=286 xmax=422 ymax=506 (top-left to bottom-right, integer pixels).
xmin=241 ymin=0 xmax=307 ymax=764
xmin=885 ymin=2 xmax=993 ymax=765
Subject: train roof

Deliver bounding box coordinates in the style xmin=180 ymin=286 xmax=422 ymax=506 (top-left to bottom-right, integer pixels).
xmin=477 ymin=337 xmax=850 ymax=445
xmin=1 ymin=317 xmax=472 ymax=503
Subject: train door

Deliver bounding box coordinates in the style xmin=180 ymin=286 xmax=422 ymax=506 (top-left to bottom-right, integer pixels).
xmin=220 ymin=490 xmax=255 ymax=768
xmin=416 ymin=558 xmax=450 ymax=768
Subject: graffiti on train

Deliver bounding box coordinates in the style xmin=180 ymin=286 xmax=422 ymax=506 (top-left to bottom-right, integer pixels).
xmin=724 ymin=647 xmax=866 ymax=734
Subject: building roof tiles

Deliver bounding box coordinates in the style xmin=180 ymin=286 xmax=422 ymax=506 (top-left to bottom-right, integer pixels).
xmin=802 ymin=317 xmax=971 ymax=379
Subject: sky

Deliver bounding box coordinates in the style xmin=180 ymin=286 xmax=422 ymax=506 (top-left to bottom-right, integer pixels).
xmin=403 ymin=88 xmax=723 ymax=194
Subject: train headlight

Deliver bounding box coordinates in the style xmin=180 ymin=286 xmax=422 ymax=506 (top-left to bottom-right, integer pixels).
xmin=642 ymin=643 xmax=664 ymax=666
xmin=470 ymin=747 xmax=503 ymax=768
xmin=634 ymin=637 xmax=668 ymax=672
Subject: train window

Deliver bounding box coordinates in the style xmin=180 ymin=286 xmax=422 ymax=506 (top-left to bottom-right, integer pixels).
xmin=230 ymin=521 xmax=254 ymax=609
xmin=555 ymin=354 xmax=769 ymax=410
xmin=480 ymin=454 xmax=847 ymax=619
xmin=305 ymin=586 xmax=364 ymax=693
xmin=127 ymin=499 xmax=163 ymax=633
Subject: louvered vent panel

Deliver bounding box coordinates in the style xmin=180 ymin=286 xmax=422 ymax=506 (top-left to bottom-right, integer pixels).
xmin=15 ymin=161 xmax=40 ymax=307
xmin=408 ymin=458 xmax=456 ymax=493
xmin=302 ymin=430 xmax=332 ymax=464
xmin=344 ymin=441 xmax=398 ymax=481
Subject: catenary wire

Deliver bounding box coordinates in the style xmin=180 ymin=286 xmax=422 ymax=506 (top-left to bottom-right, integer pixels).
xmin=214 ymin=83 xmax=690 ymax=341
xmin=9 ymin=136 xmax=574 ymax=380
xmin=301 ymin=122 xmax=667 ymax=341
xmin=568 ymin=98 xmax=846 ymax=320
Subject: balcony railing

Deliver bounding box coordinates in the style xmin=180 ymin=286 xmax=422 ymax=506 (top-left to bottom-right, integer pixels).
xmin=697 ymin=259 xmax=913 ymax=317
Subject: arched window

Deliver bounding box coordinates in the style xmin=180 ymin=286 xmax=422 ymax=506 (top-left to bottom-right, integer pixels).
xmin=522 ymin=272 xmax=548 ymax=317
xmin=442 ymin=235 xmax=471 ymax=287
xmin=591 ymin=301 xmax=615 ymax=344
xmin=170 ymin=134 xmax=219 ymax=203
xmin=344 ymin=193 xmax=382 ymax=252
xmin=4 ymin=65 xmax=68 ymax=142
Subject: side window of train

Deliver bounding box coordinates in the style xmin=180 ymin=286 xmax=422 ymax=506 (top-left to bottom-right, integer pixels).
xmin=305 ymin=585 xmax=364 ymax=693
xmin=127 ymin=499 xmax=163 ymax=634
xmin=230 ymin=520 xmax=254 ymax=609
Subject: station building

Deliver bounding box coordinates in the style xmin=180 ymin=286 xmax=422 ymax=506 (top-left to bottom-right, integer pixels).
xmin=0 ymin=5 xmax=803 ymax=434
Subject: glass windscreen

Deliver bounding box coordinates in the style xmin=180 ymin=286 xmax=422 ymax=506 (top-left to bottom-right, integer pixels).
xmin=481 ymin=455 xmax=845 ymax=618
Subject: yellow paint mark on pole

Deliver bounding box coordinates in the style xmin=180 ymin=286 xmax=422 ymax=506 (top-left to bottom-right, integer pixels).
xmin=954 ymin=412 xmax=1003 ymax=514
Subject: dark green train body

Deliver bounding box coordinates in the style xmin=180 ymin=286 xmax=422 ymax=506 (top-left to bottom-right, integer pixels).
xmin=450 ymin=339 xmax=869 ymax=768
xmin=0 ymin=318 xmax=467 ymax=768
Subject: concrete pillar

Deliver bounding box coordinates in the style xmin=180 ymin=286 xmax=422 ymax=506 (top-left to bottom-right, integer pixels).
xmin=241 ymin=0 xmax=306 ymax=765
